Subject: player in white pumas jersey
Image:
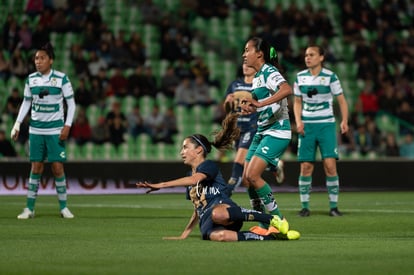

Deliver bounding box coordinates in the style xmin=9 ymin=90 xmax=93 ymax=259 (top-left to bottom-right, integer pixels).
xmin=11 ymin=42 xmax=76 ymax=219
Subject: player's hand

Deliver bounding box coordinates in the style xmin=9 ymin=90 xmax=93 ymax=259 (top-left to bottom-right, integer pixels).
xmin=240 ymin=98 xmax=257 ymax=114
xmin=11 ymin=121 xmax=20 ymax=141
xmin=296 ymin=122 xmax=305 ymax=136
xmin=60 ymin=125 xmax=71 ymax=140
xmin=136 ymin=181 xmax=160 ymax=193
xmin=340 ymin=121 xmax=349 ymax=134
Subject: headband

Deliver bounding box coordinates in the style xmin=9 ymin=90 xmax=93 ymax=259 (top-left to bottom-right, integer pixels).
xmin=191 ymin=135 xmax=208 ymax=153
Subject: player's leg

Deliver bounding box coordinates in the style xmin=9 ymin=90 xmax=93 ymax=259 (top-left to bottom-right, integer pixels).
xmin=322 ymin=158 xmax=342 ymax=216
xmin=212 ymin=202 xmax=273 ymax=225
xmin=228 ymin=129 xmax=254 ymax=194
xmin=243 ymin=135 xmax=266 ymax=217
xmin=209 ymin=229 xmax=277 ymax=241
xmin=227 ymin=148 xmax=247 ymax=194
xmin=18 ymin=134 xmax=46 ymax=219
xmin=48 ymin=135 xmax=74 ymax=218
xmin=17 ymin=162 xmax=44 ymax=219
xmin=297 ymin=123 xmax=317 ymax=217
xmin=245 ymin=136 xmax=290 ymax=219
xmin=266 ymin=159 xmax=285 ymax=184
xmin=320 ymin=122 xmax=342 ymax=216
xmin=298 ymin=162 xmax=313 ymax=216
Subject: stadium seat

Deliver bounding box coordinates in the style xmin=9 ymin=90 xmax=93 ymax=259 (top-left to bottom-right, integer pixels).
xmin=237 ymin=9 xmax=251 ymax=25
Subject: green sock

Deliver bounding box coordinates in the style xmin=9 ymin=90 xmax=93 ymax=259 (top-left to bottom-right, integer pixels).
xmin=299 ymin=176 xmax=311 ymax=209
xmin=55 ymin=176 xmax=67 ymax=210
xmin=326 ymin=176 xmax=339 ymax=209
xmin=256 ymin=183 xmax=281 ymax=218
xmin=27 ymin=173 xmax=41 ymax=211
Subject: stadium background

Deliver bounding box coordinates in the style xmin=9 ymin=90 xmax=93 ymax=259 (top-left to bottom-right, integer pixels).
xmin=0 ymin=0 xmax=413 ymax=191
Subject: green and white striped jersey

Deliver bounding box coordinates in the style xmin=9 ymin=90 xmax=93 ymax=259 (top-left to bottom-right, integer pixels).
xmin=23 ymin=69 xmax=75 ymax=135
xmin=252 ymin=63 xmax=290 ymax=138
xmin=293 ymin=67 xmax=343 ymax=123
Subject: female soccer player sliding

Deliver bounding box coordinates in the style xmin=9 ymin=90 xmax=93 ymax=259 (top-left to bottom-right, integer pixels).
xmin=136 ymin=113 xmax=299 ymax=242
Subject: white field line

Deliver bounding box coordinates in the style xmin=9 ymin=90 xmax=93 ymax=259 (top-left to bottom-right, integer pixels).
xmin=7 ymin=202 xmax=414 ymax=214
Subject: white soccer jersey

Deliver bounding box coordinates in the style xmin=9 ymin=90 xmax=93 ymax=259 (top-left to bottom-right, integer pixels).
xmin=22 ymin=69 xmax=75 ymax=135
xmin=252 ymin=63 xmax=289 ymax=129
xmin=293 ymin=67 xmax=343 ymax=123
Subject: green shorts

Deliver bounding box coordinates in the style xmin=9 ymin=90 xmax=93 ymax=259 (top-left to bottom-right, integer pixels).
xmin=246 ymin=134 xmax=290 ymax=167
xmin=29 ymin=134 xmax=67 ymax=162
xmin=297 ymin=122 xmax=338 ymax=162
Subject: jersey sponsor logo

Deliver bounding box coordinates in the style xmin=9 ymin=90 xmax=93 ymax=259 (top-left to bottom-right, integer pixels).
xmin=270 ymin=74 xmax=284 ymax=83
xmin=303 ymin=102 xmax=326 ymax=111
xmin=32 ymin=103 xmax=59 ymax=112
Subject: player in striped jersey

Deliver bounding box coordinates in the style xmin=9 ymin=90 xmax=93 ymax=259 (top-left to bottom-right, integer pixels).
xmin=11 ymin=42 xmax=76 ymax=219
xmin=224 ymin=64 xmax=285 ymax=196
xmin=293 ymin=45 xmax=349 ymax=217
xmin=239 ymin=37 xmax=291 ymax=231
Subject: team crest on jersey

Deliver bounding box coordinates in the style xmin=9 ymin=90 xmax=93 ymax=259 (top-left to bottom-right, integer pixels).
xmin=320 ymin=77 xmax=326 ymax=85
xmin=255 ymin=78 xmax=262 ymax=87
xmin=51 ymin=78 xmax=57 ymax=86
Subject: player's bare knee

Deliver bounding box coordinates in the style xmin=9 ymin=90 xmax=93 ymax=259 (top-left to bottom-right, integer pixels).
xmin=212 ymin=205 xmax=229 ymax=223
xmin=210 ymin=230 xmax=227 ymax=242
xmin=244 ymin=173 xmax=259 ymax=185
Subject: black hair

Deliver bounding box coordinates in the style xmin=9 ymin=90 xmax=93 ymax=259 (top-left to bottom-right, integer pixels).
xmin=187 ymin=113 xmax=240 ymax=157
xmin=248 ymin=36 xmax=278 ymax=66
xmin=39 ymin=42 xmax=55 ymax=59
xmin=248 ymin=36 xmax=285 ymax=76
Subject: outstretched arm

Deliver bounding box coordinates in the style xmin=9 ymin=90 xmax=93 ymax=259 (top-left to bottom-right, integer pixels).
xmin=136 ymin=172 xmax=207 ymax=192
xmin=163 ymin=209 xmax=199 ymax=240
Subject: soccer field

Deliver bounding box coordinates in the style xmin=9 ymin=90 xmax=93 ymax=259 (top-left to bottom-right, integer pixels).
xmin=1 ymin=191 xmax=414 ymax=275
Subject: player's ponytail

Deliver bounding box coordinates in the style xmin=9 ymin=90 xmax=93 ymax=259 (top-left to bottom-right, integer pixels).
xmin=189 ymin=113 xmax=240 ymax=157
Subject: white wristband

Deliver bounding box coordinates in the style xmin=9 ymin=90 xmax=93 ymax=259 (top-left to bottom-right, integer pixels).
xmin=11 ymin=121 xmax=21 ymax=139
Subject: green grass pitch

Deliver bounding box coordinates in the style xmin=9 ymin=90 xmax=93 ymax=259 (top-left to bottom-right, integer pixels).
xmin=1 ymin=191 xmax=414 ymax=275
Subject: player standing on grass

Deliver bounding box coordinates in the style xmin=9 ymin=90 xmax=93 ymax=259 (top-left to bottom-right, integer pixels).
xmin=224 ymin=63 xmax=285 ymax=196
xmin=11 ymin=42 xmax=76 ymax=219
xmin=137 ymin=113 xmax=300 ymax=242
xmin=239 ymin=37 xmax=292 ymax=232
xmin=293 ymin=45 xmax=349 ymax=217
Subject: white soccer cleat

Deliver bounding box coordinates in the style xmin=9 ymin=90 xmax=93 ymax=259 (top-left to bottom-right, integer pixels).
xmin=275 ymin=160 xmax=285 ymax=184
xmin=17 ymin=208 xmax=35 ymax=219
xmin=61 ymin=207 xmax=74 ymax=219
